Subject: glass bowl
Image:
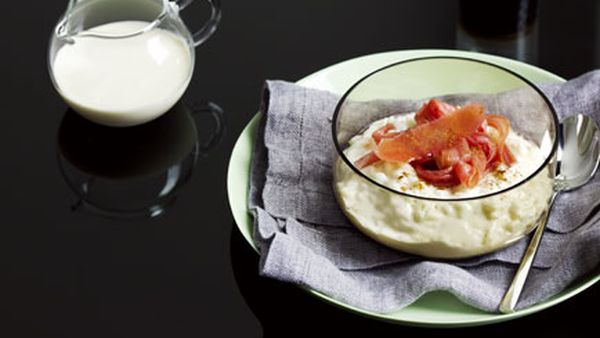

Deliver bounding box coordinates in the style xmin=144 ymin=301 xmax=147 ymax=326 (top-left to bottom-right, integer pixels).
xmin=332 ymin=56 xmax=559 ymax=259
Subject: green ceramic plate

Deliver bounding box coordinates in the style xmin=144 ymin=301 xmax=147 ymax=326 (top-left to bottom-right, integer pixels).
xmin=226 ymin=49 xmax=600 ymax=327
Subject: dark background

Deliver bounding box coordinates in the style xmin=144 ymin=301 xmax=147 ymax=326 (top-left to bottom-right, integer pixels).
xmin=0 ymin=0 xmax=598 ymax=336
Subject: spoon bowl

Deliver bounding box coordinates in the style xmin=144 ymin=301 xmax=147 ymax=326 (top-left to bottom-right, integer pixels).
xmin=557 ymin=114 xmax=600 ymax=191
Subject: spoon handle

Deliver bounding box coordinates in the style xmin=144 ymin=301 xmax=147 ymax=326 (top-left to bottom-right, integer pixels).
xmin=499 ymin=191 xmax=559 ymax=313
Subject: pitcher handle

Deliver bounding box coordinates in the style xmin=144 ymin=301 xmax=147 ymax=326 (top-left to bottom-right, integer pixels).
xmin=176 ymin=0 xmax=222 ymax=47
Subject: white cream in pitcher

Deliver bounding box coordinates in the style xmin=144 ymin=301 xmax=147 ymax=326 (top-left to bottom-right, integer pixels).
xmin=52 ymin=21 xmax=193 ymax=126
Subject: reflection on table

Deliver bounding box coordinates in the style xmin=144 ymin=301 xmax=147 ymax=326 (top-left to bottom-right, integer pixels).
xmin=57 ymin=101 xmax=224 ymax=219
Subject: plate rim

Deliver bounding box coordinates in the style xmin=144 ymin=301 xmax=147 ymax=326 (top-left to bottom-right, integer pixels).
xmin=226 ymin=49 xmax=600 ymax=327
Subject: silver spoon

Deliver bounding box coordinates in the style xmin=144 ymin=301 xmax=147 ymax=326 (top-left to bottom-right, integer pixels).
xmin=499 ymin=114 xmax=600 ymax=314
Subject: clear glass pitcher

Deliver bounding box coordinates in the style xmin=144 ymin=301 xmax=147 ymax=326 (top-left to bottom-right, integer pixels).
xmin=48 ymin=0 xmax=221 ymax=127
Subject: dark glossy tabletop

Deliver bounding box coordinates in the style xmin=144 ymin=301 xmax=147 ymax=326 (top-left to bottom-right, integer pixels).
xmin=1 ymin=0 xmax=598 ymax=336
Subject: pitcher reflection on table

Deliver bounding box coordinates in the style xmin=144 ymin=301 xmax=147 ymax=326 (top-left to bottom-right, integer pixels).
xmin=57 ymin=101 xmax=224 ymax=219
xmin=48 ymin=0 xmax=221 ymax=127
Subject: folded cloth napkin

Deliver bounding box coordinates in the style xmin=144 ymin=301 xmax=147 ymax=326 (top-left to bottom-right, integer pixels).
xmin=249 ymin=71 xmax=600 ymax=313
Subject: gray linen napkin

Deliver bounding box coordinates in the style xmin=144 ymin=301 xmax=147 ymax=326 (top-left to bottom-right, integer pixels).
xmin=249 ymin=71 xmax=600 ymax=313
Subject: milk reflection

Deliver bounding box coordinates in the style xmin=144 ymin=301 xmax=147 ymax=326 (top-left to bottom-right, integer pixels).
xmin=57 ymin=101 xmax=224 ymax=219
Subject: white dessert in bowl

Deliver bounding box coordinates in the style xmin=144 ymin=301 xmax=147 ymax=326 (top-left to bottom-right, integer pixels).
xmin=333 ymin=99 xmax=554 ymax=258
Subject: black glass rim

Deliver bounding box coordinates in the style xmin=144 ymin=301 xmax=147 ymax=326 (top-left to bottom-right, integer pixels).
xmin=331 ymin=56 xmax=560 ymax=202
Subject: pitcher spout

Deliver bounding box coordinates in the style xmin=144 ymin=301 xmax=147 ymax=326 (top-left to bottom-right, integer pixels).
xmin=55 ymin=0 xmax=171 ymax=41
xmin=54 ymin=0 xmax=81 ymax=42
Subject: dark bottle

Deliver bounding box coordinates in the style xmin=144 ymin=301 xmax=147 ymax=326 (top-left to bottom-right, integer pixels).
xmin=456 ymin=0 xmax=539 ymax=63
